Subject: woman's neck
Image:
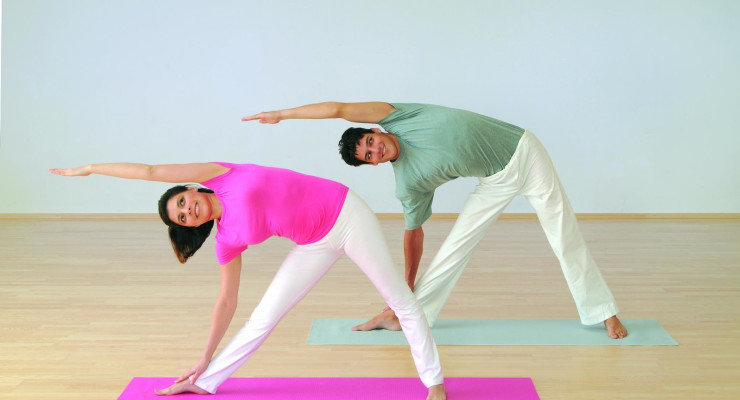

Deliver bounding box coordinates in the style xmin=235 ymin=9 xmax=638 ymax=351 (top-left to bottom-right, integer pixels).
xmin=208 ymin=193 xmax=223 ymax=220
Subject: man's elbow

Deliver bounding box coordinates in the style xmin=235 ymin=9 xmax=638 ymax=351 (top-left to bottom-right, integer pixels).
xmin=406 ymin=226 xmax=424 ymax=239
xmin=332 ymin=102 xmax=348 ymax=119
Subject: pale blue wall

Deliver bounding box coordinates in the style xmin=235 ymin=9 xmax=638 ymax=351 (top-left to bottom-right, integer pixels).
xmin=2 ymin=0 xmax=739 ymax=213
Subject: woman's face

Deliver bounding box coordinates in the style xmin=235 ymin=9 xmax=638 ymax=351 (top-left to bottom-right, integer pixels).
xmin=166 ymin=187 xmax=213 ymax=227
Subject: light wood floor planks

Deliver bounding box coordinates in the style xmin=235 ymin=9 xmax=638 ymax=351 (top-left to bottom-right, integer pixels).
xmin=1 ymin=216 xmax=739 ymax=399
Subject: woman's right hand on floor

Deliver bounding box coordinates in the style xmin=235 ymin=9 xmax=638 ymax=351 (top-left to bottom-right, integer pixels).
xmin=174 ymin=357 xmax=210 ymax=385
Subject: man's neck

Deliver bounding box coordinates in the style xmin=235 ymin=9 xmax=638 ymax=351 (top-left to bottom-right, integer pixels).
xmin=388 ymin=133 xmax=401 ymax=161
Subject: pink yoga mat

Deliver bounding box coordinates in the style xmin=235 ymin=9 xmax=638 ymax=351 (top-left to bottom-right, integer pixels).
xmin=119 ymin=377 xmax=539 ymax=399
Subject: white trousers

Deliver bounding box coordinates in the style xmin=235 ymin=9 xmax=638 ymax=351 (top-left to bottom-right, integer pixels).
xmin=195 ymin=191 xmax=443 ymax=393
xmin=414 ymin=131 xmax=619 ymax=326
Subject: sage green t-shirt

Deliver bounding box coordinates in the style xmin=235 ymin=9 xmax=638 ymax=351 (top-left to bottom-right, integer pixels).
xmin=379 ymin=103 xmax=525 ymax=230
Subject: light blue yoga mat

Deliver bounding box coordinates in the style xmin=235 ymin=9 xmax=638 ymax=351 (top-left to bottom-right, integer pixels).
xmin=307 ymin=319 xmax=677 ymax=346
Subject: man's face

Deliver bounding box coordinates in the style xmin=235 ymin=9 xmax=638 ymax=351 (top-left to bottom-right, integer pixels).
xmin=354 ymin=128 xmax=399 ymax=166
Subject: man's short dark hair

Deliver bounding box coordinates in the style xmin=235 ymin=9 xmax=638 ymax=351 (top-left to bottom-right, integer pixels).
xmin=338 ymin=127 xmax=373 ymax=166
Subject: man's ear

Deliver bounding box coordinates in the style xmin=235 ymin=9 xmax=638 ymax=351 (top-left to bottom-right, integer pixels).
xmin=371 ymin=127 xmax=383 ymax=133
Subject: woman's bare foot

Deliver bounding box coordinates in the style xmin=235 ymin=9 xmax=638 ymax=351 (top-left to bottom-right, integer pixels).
xmin=351 ymin=308 xmax=401 ymax=331
xmin=155 ymin=381 xmax=210 ymax=396
xmin=604 ymin=315 xmax=628 ymax=339
xmin=427 ymin=384 xmax=446 ymax=400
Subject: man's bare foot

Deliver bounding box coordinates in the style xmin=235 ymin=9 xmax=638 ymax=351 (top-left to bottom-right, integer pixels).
xmin=427 ymin=384 xmax=446 ymax=400
xmin=155 ymin=381 xmax=210 ymax=396
xmin=351 ymin=308 xmax=401 ymax=331
xmin=604 ymin=315 xmax=628 ymax=339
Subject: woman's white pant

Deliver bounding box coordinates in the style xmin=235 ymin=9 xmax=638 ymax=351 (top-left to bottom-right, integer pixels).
xmin=194 ymin=190 xmax=443 ymax=393
xmin=414 ymin=131 xmax=619 ymax=327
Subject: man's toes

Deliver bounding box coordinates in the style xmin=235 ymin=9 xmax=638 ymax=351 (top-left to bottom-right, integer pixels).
xmin=352 ymin=323 xmax=369 ymax=331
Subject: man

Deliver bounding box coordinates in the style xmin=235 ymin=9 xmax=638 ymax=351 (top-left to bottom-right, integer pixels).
xmin=243 ymin=102 xmax=627 ymax=338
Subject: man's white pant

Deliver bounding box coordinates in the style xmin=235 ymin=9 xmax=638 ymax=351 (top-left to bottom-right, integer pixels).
xmin=414 ymin=131 xmax=619 ymax=326
xmin=195 ymin=191 xmax=443 ymax=393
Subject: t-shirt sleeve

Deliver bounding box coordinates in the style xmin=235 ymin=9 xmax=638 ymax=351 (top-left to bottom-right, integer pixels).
xmin=379 ymin=103 xmax=426 ymax=133
xmin=399 ymin=190 xmax=434 ymax=230
xmin=215 ymin=241 xmax=248 ymax=266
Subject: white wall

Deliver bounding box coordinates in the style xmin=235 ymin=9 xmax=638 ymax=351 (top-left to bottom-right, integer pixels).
xmin=2 ymin=0 xmax=739 ymax=214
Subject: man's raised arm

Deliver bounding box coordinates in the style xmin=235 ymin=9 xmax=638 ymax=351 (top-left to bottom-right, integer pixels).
xmin=242 ymin=102 xmax=395 ymax=124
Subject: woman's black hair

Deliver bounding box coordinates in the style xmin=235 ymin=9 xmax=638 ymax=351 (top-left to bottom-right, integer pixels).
xmin=157 ymin=185 xmax=215 ymax=264
xmin=338 ymin=127 xmax=373 ymax=166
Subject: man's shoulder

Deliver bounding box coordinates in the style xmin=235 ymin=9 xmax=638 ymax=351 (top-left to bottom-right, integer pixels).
xmin=392 ymin=162 xmax=435 ymax=197
xmin=381 ymin=103 xmax=430 ymax=124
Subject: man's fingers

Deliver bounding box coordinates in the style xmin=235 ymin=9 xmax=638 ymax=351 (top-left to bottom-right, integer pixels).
xmin=241 ymin=114 xmax=261 ymax=121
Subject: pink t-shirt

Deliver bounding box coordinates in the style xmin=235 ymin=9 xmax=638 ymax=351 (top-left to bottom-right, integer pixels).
xmin=201 ymin=163 xmax=349 ymax=265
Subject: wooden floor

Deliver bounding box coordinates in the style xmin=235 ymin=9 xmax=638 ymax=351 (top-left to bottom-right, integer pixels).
xmin=1 ymin=216 xmax=739 ymax=399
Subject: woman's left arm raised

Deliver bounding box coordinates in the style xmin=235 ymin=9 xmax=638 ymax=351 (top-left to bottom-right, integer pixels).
xmin=50 ymin=162 xmax=228 ymax=183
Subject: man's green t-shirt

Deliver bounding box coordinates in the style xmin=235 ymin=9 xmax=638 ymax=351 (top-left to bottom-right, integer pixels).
xmin=379 ymin=103 xmax=525 ymax=230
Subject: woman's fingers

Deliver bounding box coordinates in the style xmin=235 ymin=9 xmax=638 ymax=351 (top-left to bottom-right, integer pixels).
xmin=241 ymin=112 xmax=279 ymax=124
xmin=49 ymin=167 xmax=90 ymax=176
xmin=174 ymin=369 xmax=194 ymax=384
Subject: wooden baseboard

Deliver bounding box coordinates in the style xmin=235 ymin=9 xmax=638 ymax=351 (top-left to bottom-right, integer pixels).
xmin=0 ymin=213 xmax=160 ymax=220
xmin=377 ymin=213 xmax=740 ymax=220
xmin=570 ymin=213 xmax=740 ymax=220
xmin=2 ymin=213 xmax=738 ymax=221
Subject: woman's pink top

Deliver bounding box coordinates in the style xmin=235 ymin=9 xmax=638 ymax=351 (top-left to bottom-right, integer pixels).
xmin=201 ymin=163 xmax=349 ymax=265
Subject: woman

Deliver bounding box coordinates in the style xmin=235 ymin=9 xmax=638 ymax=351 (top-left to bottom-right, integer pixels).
xmin=50 ymin=162 xmax=446 ymax=400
